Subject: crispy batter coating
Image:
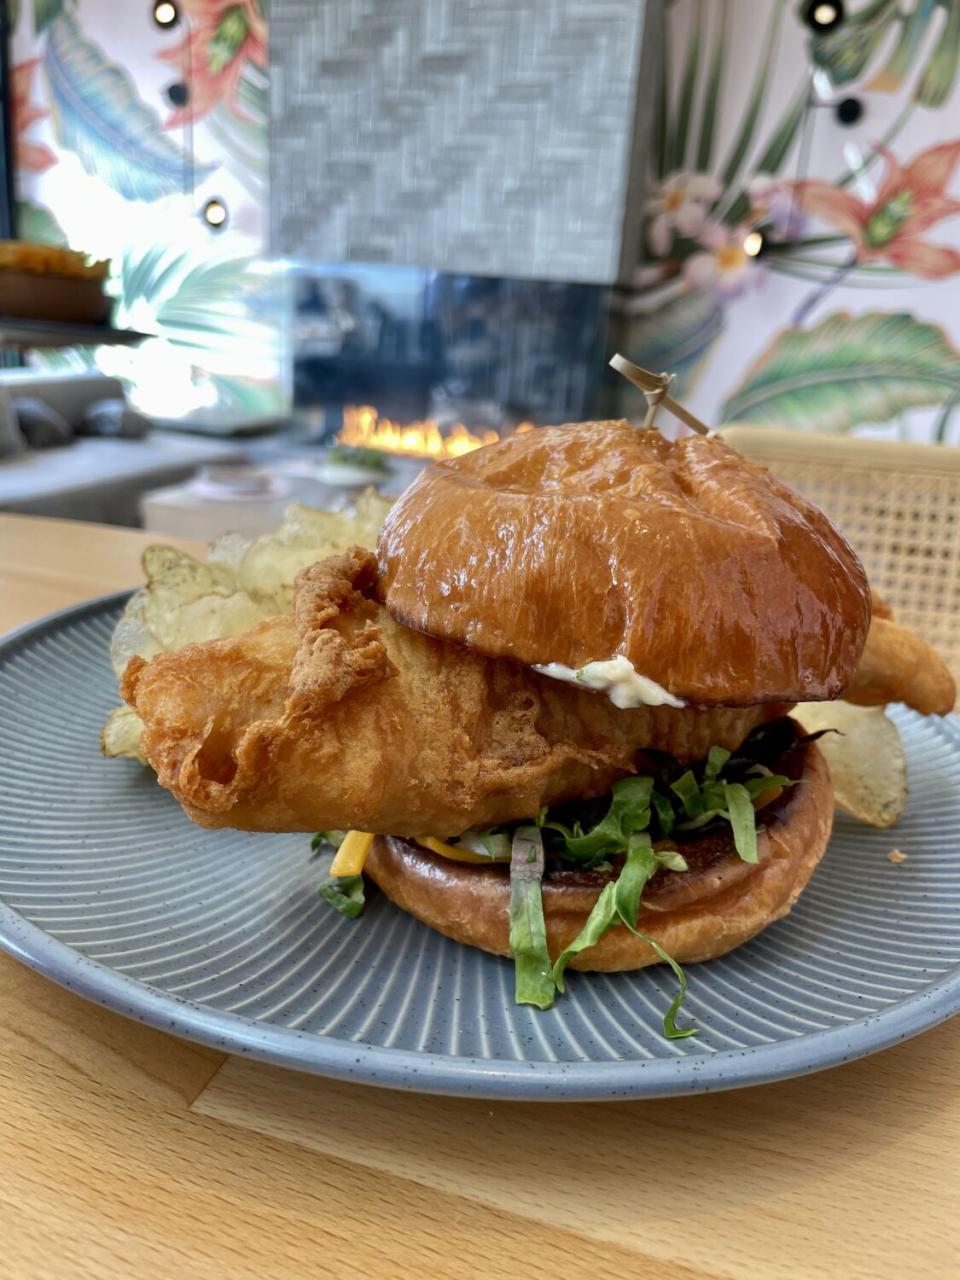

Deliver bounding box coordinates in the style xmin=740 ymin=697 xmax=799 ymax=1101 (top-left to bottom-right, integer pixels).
xmin=122 ymin=548 xmax=954 ymax=836
xmin=842 ymin=616 xmax=956 ymax=715
xmin=123 ymin=549 xmax=788 ymax=836
xmin=870 ymin=589 xmax=894 ymax=621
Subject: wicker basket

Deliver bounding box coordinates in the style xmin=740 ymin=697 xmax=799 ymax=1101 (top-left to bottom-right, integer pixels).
xmin=722 ymin=426 xmax=960 ymax=697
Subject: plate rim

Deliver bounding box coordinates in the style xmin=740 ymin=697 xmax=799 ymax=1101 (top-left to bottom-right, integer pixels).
xmin=2 ymin=592 xmax=959 ymax=1101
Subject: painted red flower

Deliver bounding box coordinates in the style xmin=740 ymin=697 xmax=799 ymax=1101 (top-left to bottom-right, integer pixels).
xmin=12 ymin=59 xmax=55 ymax=174
xmin=792 ymin=141 xmax=960 ymax=279
xmin=159 ymin=0 xmax=267 ymax=127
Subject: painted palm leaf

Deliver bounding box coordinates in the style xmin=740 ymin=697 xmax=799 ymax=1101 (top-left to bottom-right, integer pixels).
xmin=33 ymin=0 xmax=61 ymax=35
xmin=235 ymin=64 xmax=269 ymax=123
xmin=695 ymin=0 xmax=729 ymax=172
xmin=16 ymin=200 xmax=66 ymax=246
xmin=654 ymin=15 xmax=669 ymax=180
xmin=916 ymin=0 xmax=960 ymax=106
xmin=114 ymin=242 xmax=279 ymax=385
xmin=153 ymin=258 xmax=262 ymax=347
xmin=206 ymin=109 xmax=266 ymax=194
xmin=621 ymin=288 xmax=724 ymax=400
xmin=722 ymin=86 xmax=807 ymax=225
xmin=656 ymin=0 xmax=803 ymax=227
xmin=718 ymin=2 xmax=785 ymax=191
xmin=665 ymin=0 xmax=703 ymax=173
xmin=205 ymin=70 xmax=268 ymax=194
xmin=42 ymin=11 xmax=215 ymax=202
xmin=808 ymin=0 xmax=898 ymax=84
xmin=811 ymin=0 xmax=960 ymax=108
xmin=720 ymin=311 xmax=960 ymax=430
xmin=208 ymin=373 xmax=287 ymax=416
xmin=867 ymin=0 xmax=940 ymax=94
xmin=208 ymin=66 xmax=268 ymax=188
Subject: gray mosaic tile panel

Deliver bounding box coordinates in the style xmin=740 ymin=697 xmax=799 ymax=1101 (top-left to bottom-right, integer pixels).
xmin=270 ymin=0 xmax=657 ymax=284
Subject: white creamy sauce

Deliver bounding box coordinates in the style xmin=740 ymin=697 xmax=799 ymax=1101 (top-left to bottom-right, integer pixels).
xmin=532 ymin=657 xmax=686 ymax=710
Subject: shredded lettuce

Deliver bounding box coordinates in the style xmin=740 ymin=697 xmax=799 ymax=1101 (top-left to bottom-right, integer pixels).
xmin=551 ymin=882 xmax=619 ymax=992
xmin=613 ymin=833 xmax=657 ymax=932
xmin=508 ymin=826 xmax=556 ymax=1009
xmin=312 ymin=830 xmax=347 ymax=853
xmin=651 ymin=787 xmax=675 ymax=836
xmin=552 ymin=834 xmax=695 ymax=1038
xmin=455 ymin=828 xmax=512 ymax=859
xmin=723 ymin=781 xmax=759 ymax=864
xmin=317 ymin=873 xmax=365 ymax=918
xmin=313 ymin=831 xmax=366 ymax=917
xmin=652 ymin=847 xmax=689 ymax=874
xmin=518 ymin=721 xmax=804 ymax=1032
xmin=704 ymin=745 xmax=731 ymax=782
xmin=545 ymin=776 xmax=653 ymax=862
xmin=309 ymin=719 xmax=802 ymax=1038
xmin=670 ymin=770 xmax=703 ymax=820
xmin=743 ymin=773 xmax=793 ymax=801
xmin=618 ymin=920 xmax=695 ymax=1039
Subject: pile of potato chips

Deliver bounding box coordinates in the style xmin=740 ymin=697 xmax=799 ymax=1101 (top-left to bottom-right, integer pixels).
xmin=101 ymin=492 xmax=393 ymax=762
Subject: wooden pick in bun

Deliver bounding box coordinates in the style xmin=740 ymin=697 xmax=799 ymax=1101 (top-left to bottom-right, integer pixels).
xmin=378 ymin=422 xmax=872 ymax=706
xmin=365 ymin=730 xmax=832 ymax=971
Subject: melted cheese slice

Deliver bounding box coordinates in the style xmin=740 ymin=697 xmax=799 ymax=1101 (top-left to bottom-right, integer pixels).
xmin=420 ymin=837 xmax=496 ymax=864
xmin=330 ymin=830 xmax=374 ymax=876
xmin=330 ymin=831 xmax=494 ymax=875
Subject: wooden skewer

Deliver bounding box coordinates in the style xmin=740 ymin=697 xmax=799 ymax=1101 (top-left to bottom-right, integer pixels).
xmin=640 ymin=370 xmax=675 ymax=431
xmin=609 ymin=354 xmax=711 ymax=436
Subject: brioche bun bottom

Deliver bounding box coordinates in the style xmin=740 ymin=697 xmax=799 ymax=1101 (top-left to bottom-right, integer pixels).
xmin=365 ymin=738 xmax=833 ymax=971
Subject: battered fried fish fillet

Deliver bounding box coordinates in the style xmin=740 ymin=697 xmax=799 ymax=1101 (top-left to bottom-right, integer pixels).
xmin=122 ymin=548 xmax=788 ymax=837
xmin=842 ymin=616 xmax=955 ymax=715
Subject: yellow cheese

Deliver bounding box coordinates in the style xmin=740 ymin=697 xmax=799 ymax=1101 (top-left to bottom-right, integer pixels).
xmin=330 ymin=831 xmax=496 ymax=875
xmin=330 ymin=830 xmax=374 ymax=877
xmin=420 ymin=837 xmax=495 ymax=865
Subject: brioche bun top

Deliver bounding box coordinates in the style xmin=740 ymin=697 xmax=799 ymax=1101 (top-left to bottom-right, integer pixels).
xmin=377 ymin=421 xmax=871 ymax=706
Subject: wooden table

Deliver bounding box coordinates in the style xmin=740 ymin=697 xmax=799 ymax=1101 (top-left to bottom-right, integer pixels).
xmin=1 ymin=513 xmax=957 ymax=1280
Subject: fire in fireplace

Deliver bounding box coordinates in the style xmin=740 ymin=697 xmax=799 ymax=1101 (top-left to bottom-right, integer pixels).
xmin=336 ymin=404 xmax=534 ymax=460
xmin=294 ymin=266 xmax=612 ymax=452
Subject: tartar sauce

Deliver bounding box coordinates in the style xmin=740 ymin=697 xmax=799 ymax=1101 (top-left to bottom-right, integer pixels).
xmin=532 ymin=657 xmax=686 ymax=710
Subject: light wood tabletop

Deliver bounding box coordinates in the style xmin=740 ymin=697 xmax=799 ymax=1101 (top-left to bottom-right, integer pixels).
xmin=1 ymin=512 xmax=958 ymax=1280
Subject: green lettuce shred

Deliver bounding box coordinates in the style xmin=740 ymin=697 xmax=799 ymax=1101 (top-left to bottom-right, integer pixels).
xmin=313 ymin=831 xmax=366 ymax=919
xmin=670 ymin=770 xmax=703 ymax=819
xmin=723 ymin=781 xmax=759 ymax=864
xmin=551 ymin=882 xmax=620 ymax=993
xmin=312 ymin=830 xmax=347 ymax=852
xmin=508 ymin=826 xmax=556 ymax=1010
xmin=544 ymin=776 xmax=654 ymax=862
xmin=704 ymin=745 xmax=731 ymax=783
xmin=551 ymin=835 xmax=695 ymax=1038
xmin=317 ymin=874 xmax=366 ymax=919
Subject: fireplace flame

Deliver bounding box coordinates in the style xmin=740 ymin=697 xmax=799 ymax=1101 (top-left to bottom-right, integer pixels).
xmin=338 ymin=404 xmax=510 ymax=459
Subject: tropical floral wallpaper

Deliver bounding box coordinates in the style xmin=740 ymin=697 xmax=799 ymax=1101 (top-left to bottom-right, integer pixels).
xmin=12 ymin=0 xmax=960 ymax=441
xmin=625 ymin=0 xmax=960 ymax=444
xmin=11 ymin=0 xmax=284 ymax=420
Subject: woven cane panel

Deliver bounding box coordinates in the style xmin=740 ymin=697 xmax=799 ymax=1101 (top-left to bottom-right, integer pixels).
xmin=724 ymin=427 xmax=960 ymax=687
xmin=269 ymin=0 xmax=655 ymax=284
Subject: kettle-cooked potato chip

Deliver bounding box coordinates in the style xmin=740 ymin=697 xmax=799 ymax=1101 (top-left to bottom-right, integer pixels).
xmin=102 ymin=492 xmax=393 ymax=759
xmin=100 ymin=705 xmax=148 ymax=764
xmin=794 ymin=701 xmax=907 ymax=829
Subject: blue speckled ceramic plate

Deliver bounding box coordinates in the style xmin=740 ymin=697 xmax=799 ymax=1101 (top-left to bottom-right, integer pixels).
xmin=1 ymin=594 xmax=959 ymax=1100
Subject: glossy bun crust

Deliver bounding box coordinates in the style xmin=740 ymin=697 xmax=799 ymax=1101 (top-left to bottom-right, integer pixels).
xmin=364 ymin=736 xmax=832 ymax=972
xmin=378 ymin=423 xmax=871 ymax=705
